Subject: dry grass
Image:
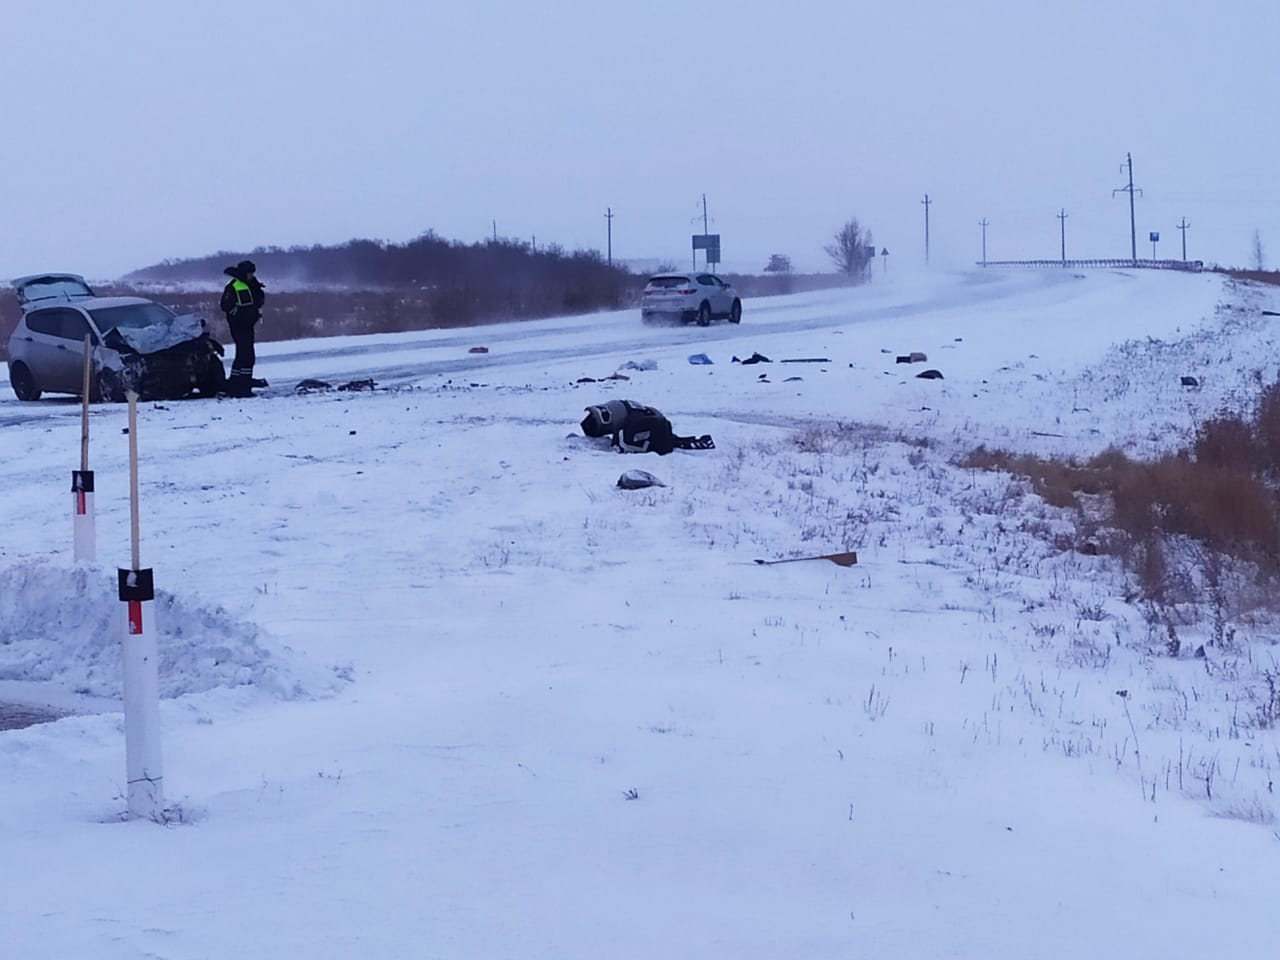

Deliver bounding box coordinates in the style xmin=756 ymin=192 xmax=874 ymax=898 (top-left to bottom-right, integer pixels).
xmin=1216 ymin=268 xmax=1280 ymax=287
xmin=962 ymin=383 xmax=1280 ymax=606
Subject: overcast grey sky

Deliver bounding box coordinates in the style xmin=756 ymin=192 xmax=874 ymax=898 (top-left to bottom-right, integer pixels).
xmin=2 ymin=0 xmax=1276 ymax=280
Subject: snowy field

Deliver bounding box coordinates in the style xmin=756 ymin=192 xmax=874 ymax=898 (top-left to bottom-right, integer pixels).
xmin=3 ymin=266 xmax=1279 ymax=958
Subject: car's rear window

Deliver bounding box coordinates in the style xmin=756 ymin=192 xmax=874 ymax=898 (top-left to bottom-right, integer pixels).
xmin=647 ymin=276 xmax=691 ymax=289
xmin=18 ymin=276 xmax=94 ymax=304
xmin=88 ymin=302 xmax=176 ymax=332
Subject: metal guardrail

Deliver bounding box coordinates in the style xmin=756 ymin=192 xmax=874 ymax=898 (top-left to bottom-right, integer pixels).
xmin=978 ymin=259 xmax=1204 ymax=272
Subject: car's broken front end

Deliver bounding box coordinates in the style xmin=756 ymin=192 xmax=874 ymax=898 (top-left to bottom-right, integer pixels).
xmin=99 ymin=314 xmax=226 ymax=401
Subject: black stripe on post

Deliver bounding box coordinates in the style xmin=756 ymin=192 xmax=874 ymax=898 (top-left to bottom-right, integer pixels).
xmin=117 ymin=568 xmax=155 ymax=602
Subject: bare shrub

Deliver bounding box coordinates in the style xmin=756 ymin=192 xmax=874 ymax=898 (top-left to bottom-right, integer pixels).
xmin=1255 ymin=669 xmax=1280 ymax=729
xmin=1193 ymin=415 xmax=1258 ymax=473
xmin=967 ymin=444 xmax=1280 ymax=564
xmin=962 ymin=398 xmax=1280 ymax=618
xmin=1254 ymin=381 xmax=1280 ymax=470
xmin=1111 ymin=456 xmax=1278 ymax=559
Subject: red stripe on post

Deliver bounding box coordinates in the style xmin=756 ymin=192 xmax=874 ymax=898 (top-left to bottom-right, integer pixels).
xmin=128 ymin=600 xmax=144 ymax=635
xmin=75 ymin=492 xmax=87 ymax=516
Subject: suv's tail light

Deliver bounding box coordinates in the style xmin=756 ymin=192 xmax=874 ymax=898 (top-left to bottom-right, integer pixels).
xmin=678 ymin=288 xmax=696 ymax=295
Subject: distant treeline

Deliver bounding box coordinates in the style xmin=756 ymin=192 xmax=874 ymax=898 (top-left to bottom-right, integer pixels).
xmin=128 ymin=232 xmax=637 ymax=322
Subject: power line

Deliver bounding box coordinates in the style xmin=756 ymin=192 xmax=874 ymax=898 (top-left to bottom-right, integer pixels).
xmin=1112 ymin=153 xmax=1142 ymax=265
xmin=690 ymin=194 xmax=715 ymax=270
xmin=922 ymin=194 xmax=932 ymax=265
xmin=604 ymin=207 xmax=614 ymax=266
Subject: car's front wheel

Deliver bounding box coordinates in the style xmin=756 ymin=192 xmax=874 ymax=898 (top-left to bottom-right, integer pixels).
xmin=696 ymin=302 xmax=712 ymax=326
xmin=729 ymin=300 xmax=742 ymax=324
xmin=9 ymin=362 xmax=41 ymax=401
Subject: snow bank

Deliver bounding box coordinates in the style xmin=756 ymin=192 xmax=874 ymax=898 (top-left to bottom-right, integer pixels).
xmin=0 ymin=562 xmax=340 ymax=701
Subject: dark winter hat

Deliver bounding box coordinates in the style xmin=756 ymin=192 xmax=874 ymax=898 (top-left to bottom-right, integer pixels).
xmin=237 ymin=260 xmax=257 ymax=274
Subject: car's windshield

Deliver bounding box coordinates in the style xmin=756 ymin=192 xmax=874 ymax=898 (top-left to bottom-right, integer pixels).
xmin=88 ymin=302 xmax=176 ymax=332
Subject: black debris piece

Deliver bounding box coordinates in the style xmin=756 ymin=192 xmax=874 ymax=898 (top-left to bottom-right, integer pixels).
xmin=1180 ymin=376 xmax=1200 ymax=388
xmin=733 ymin=351 xmax=772 ymax=364
xmin=916 ymin=369 xmax=944 ymax=380
xmin=337 ymin=379 xmax=377 ymax=392
xmin=581 ymin=399 xmax=714 ymax=454
xmin=617 ymin=469 xmax=666 ymax=490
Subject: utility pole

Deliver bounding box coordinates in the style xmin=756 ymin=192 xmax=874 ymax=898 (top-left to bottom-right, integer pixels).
xmin=1112 ymin=153 xmax=1142 ymax=265
xmin=978 ymin=218 xmax=989 ymax=266
xmin=921 ymin=194 xmax=931 ymax=265
xmin=604 ymin=207 xmax=614 ymax=266
xmin=1058 ymin=208 xmax=1069 ymax=265
xmin=492 ymin=220 xmax=498 ymax=243
xmin=1177 ymin=217 xmax=1190 ymax=261
xmin=690 ymin=194 xmax=714 ymax=269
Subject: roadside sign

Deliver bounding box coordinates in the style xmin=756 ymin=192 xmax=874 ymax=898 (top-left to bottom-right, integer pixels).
xmin=692 ymin=233 xmax=721 ymax=264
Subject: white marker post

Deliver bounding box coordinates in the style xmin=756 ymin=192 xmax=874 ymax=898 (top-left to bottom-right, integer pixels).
xmin=72 ymin=334 xmax=96 ymax=562
xmin=119 ymin=392 xmax=163 ymax=821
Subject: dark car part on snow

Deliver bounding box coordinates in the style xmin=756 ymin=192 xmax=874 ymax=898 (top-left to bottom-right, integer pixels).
xmin=617 ymin=469 xmax=665 ymax=490
xmin=293 ymin=378 xmax=376 ymax=395
xmin=581 ymin=400 xmax=714 ymax=455
xmin=753 ymin=551 xmax=858 ymax=567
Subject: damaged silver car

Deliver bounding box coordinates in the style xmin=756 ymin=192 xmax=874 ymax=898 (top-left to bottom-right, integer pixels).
xmin=7 ymin=273 xmax=226 ymax=402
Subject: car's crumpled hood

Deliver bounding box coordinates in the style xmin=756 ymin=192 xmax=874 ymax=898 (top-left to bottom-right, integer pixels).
xmin=104 ymin=314 xmax=207 ymax=355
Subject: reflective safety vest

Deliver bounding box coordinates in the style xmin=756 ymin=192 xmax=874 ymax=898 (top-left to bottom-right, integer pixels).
xmin=230 ymin=278 xmax=253 ymax=307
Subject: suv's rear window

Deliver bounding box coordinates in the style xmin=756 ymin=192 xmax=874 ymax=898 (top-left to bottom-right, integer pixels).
xmin=647 ymin=276 xmax=691 ymax=289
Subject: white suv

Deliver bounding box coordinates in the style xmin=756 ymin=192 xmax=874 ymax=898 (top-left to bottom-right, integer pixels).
xmin=641 ymin=272 xmax=742 ymax=326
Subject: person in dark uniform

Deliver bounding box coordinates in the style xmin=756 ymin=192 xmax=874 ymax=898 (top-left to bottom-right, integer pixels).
xmin=220 ymin=259 xmax=266 ymax=397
